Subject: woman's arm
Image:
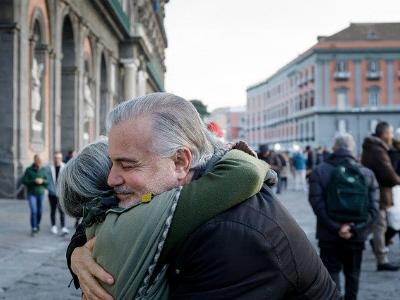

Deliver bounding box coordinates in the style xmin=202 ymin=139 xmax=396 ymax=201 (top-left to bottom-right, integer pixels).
xmin=160 ymin=149 xmax=269 ymax=262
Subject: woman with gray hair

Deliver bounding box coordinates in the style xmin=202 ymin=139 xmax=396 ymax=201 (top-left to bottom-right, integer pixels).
xmin=59 ymin=138 xmax=270 ymax=299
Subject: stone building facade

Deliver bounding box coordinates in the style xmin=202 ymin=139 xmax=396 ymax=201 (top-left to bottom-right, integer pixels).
xmin=0 ymin=0 xmax=168 ymax=197
xmin=246 ymin=23 xmax=400 ymax=153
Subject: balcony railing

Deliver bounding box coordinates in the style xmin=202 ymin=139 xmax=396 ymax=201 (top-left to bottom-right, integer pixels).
xmin=366 ymin=71 xmax=381 ymax=80
xmin=334 ymin=71 xmax=350 ymax=80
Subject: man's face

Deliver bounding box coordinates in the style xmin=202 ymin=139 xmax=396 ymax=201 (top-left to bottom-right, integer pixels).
xmin=108 ymin=116 xmax=180 ymax=207
xmin=382 ymin=126 xmax=394 ymax=145
xmin=54 ymin=153 xmax=62 ymax=166
xmin=34 ymin=155 xmax=42 ymax=167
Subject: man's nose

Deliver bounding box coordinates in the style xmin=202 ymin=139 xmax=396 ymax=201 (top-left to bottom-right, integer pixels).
xmin=108 ymin=165 xmax=124 ymax=187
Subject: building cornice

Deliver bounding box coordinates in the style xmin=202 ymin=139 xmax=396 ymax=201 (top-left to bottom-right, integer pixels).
xmin=250 ymin=106 xmax=400 ymax=129
xmin=91 ymin=0 xmax=130 ymax=40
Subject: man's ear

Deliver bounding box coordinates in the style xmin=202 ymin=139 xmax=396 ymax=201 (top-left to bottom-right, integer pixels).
xmin=174 ymin=148 xmax=192 ymax=180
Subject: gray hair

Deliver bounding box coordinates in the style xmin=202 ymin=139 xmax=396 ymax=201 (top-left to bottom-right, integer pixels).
xmin=58 ymin=138 xmax=112 ymax=218
xmin=394 ymin=128 xmax=400 ymax=140
xmin=333 ymin=133 xmax=356 ymax=155
xmin=106 ymin=93 xmax=217 ymax=170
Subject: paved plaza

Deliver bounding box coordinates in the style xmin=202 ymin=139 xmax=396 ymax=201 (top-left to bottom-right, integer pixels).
xmin=0 ymin=189 xmax=399 ymax=299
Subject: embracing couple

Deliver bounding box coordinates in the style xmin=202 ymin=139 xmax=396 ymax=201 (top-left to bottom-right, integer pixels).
xmin=59 ymin=93 xmax=341 ymax=299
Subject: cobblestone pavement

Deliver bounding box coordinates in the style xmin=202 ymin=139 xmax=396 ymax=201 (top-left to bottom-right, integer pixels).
xmin=1 ymin=189 xmax=400 ymax=299
xmin=0 ymin=199 xmax=80 ymax=299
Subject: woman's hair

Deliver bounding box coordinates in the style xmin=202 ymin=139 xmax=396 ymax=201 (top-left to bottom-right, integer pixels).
xmin=58 ymin=138 xmax=112 ymax=218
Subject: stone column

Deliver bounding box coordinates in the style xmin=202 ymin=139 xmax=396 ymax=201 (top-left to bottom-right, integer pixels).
xmin=94 ymin=41 xmax=103 ymax=138
xmin=137 ymin=69 xmax=148 ymax=96
xmin=386 ymin=59 xmax=394 ymax=106
xmin=354 ymin=59 xmax=361 ymax=107
xmin=0 ymin=22 xmax=20 ymax=198
xmin=122 ymin=59 xmax=139 ymax=99
xmin=315 ymin=59 xmax=324 ymax=108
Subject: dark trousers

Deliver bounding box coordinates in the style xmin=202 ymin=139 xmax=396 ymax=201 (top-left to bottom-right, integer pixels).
xmin=276 ymin=173 xmax=282 ymax=194
xmin=48 ymin=195 xmax=65 ymax=227
xmin=280 ymin=177 xmax=288 ymax=191
xmin=386 ymin=226 xmax=400 ymax=245
xmin=320 ymin=243 xmax=363 ymax=300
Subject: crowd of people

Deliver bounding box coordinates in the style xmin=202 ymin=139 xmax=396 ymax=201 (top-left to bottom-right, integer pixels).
xmin=260 ymin=121 xmax=400 ymax=300
xmin=19 ymin=92 xmax=400 ymax=299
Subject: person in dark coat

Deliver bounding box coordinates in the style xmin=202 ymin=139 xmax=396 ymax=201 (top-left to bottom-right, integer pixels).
xmin=361 ymin=121 xmax=400 ymax=271
xmin=22 ymin=154 xmax=49 ymax=236
xmin=386 ymin=134 xmax=400 ymax=244
xmin=309 ymin=133 xmax=379 ymax=300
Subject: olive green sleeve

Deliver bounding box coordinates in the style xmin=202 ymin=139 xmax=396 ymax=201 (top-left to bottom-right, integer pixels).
xmin=160 ymin=149 xmax=269 ymax=263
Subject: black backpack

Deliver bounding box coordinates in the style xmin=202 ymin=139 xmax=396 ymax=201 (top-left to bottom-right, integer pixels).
xmin=326 ymin=160 xmax=369 ymax=223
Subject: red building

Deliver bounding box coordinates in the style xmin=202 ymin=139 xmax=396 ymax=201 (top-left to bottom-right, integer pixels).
xmin=247 ymin=23 xmax=400 ymax=152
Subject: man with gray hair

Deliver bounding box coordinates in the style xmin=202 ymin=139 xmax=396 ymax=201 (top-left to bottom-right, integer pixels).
xmin=309 ymin=133 xmax=379 ymax=300
xmin=67 ymin=93 xmax=340 ymax=299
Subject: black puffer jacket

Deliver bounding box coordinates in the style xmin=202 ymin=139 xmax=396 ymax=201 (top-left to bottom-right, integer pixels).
xmin=309 ymin=149 xmax=379 ymax=244
xmin=167 ymin=185 xmax=341 ymax=299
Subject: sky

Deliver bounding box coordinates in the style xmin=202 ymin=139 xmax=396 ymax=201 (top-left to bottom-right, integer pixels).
xmin=164 ymin=0 xmax=400 ymax=111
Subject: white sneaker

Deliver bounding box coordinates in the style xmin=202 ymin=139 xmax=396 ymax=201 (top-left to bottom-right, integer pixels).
xmin=61 ymin=227 xmax=70 ymax=235
xmin=51 ymin=226 xmax=58 ymax=235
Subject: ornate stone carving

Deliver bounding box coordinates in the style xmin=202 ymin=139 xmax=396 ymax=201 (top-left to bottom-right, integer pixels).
xmin=83 ymin=75 xmax=95 ymax=142
xmin=31 ymin=57 xmax=44 ymax=132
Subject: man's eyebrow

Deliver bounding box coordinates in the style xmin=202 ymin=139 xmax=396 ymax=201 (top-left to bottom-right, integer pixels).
xmin=110 ymin=157 xmax=140 ymax=164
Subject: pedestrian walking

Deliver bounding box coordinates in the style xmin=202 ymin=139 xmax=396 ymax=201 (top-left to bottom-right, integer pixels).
xmin=22 ymin=154 xmax=49 ymax=236
xmin=46 ymin=152 xmax=69 ymax=236
xmin=63 ymin=150 xmax=76 ymax=163
xmin=259 ymin=144 xmax=283 ymax=193
xmin=362 ymin=121 xmax=400 ymax=271
xmin=279 ymin=151 xmax=291 ymax=191
xmin=309 ymin=133 xmax=379 ymax=300
xmin=292 ymin=149 xmax=307 ymax=191
xmin=386 ymin=130 xmax=400 ymax=244
xmin=305 ymin=145 xmax=316 ymax=180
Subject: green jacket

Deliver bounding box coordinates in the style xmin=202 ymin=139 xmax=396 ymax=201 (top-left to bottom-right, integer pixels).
xmin=22 ymin=164 xmax=49 ymax=196
xmin=86 ymin=150 xmax=268 ymax=299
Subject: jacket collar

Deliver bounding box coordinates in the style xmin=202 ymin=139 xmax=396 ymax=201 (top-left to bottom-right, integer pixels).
xmin=327 ymin=148 xmax=356 ymax=164
xmin=363 ymin=135 xmax=390 ymax=151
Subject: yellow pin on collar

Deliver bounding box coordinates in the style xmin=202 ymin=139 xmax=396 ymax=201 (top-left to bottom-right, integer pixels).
xmin=140 ymin=193 xmax=153 ymax=203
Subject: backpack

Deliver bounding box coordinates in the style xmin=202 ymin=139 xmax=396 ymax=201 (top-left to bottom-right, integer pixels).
xmin=326 ymin=160 xmax=369 ymax=223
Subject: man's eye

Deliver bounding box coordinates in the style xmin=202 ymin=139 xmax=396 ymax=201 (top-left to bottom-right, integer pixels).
xmin=121 ymin=164 xmax=136 ymax=169
xmin=121 ymin=164 xmax=139 ymax=170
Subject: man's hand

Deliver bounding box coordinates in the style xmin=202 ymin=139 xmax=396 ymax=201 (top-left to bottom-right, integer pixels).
xmin=71 ymin=238 xmax=114 ymax=300
xmin=231 ymin=141 xmax=258 ymax=158
xmin=35 ymin=178 xmax=43 ymax=185
xmin=338 ymin=224 xmax=352 ymax=240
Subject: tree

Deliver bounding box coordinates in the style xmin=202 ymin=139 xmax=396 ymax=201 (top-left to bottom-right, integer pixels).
xmin=190 ymin=99 xmax=210 ymax=120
